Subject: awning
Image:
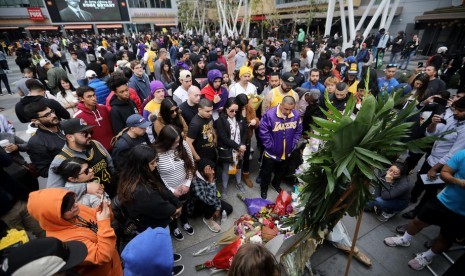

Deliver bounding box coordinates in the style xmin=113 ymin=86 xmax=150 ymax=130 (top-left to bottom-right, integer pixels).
xmin=96 ymin=24 xmax=123 ymax=29
xmin=415 ymin=12 xmax=465 ymax=22
xmin=64 ymin=24 xmax=92 ymax=30
xmin=0 ymin=27 xmax=19 ymax=30
xmin=238 ymin=15 xmax=266 ymax=22
xmin=24 ymin=26 xmax=58 ymax=31
xmin=155 ymin=23 xmax=177 ymax=26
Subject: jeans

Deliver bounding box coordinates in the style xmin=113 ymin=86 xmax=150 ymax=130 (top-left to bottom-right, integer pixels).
xmin=221 ymin=162 xmax=241 ymax=191
xmin=0 ymin=73 xmax=11 ymax=94
xmin=371 ymin=46 xmax=378 ymax=60
xmin=389 ymin=51 xmax=401 ymax=65
xmin=366 ymin=197 xmax=409 ymax=213
xmin=61 ymin=62 xmax=71 ymax=74
xmin=169 ymin=193 xmax=190 ymax=232
xmin=357 ymin=61 xmax=364 ymax=79
xmin=259 ymin=155 xmax=289 ymax=192
xmin=1 ymin=200 xmax=45 ymax=237
xmin=76 ymin=79 xmax=88 ymax=87
xmin=398 ymin=51 xmax=415 ymax=69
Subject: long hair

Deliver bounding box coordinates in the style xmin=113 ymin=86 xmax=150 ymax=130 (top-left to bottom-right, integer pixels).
xmin=411 ymin=73 xmax=430 ymax=102
xmin=58 ymin=77 xmax=76 ymax=98
xmin=159 ymin=98 xmax=183 ymax=128
xmin=117 ymin=145 xmax=164 ymax=204
xmin=192 ymin=55 xmax=207 ymax=77
xmin=161 ymin=59 xmax=173 ymax=82
xmin=221 ymin=97 xmax=242 ymax=120
xmin=153 ymin=125 xmax=195 ymax=179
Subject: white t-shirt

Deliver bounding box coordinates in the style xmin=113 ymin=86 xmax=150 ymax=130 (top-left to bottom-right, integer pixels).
xmin=228 ymin=82 xmax=257 ymax=98
xmin=173 ymin=86 xmax=189 ymax=105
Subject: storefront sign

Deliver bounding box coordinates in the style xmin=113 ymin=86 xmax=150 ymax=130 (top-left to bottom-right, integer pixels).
xmin=27 ymin=8 xmax=45 ymax=21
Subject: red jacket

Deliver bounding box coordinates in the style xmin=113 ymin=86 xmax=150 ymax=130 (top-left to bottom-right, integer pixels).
xmin=74 ymin=102 xmax=114 ymax=151
xmin=105 ymin=87 xmax=142 ymax=114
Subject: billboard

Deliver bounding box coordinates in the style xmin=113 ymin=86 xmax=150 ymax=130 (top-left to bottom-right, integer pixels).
xmin=45 ymin=0 xmax=130 ymax=23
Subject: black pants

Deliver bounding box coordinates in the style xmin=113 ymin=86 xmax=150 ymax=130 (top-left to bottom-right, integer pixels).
xmin=60 ymin=62 xmax=71 ymax=74
xmin=192 ymin=200 xmax=233 ymax=219
xmin=242 ymin=141 xmax=251 ymax=172
xmin=410 ymin=159 xmax=444 ymax=213
xmin=259 ymin=155 xmax=288 ymax=192
xmin=0 ymin=73 xmax=11 ymax=94
xmin=169 ymin=194 xmax=189 ymax=232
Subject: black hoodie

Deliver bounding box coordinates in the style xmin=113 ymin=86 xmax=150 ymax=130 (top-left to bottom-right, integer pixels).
xmin=15 ymin=95 xmax=70 ymax=123
xmin=109 ymin=94 xmax=138 ymax=134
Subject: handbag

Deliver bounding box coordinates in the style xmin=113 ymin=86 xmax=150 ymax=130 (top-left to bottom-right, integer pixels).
xmin=218 ymin=147 xmax=233 ymax=163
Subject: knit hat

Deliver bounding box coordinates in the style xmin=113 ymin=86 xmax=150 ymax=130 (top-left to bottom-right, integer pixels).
xmin=207 ymin=69 xmax=222 ymax=83
xmin=150 ymin=80 xmax=165 ymax=94
xmin=239 ymin=66 xmax=252 ymax=78
xmin=122 ymin=227 xmax=173 ymax=276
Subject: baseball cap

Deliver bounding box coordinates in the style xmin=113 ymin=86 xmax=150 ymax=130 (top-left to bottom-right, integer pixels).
xmin=179 ymin=70 xmax=192 ymax=81
xmin=122 ymin=227 xmax=174 ymax=276
xmin=126 ymin=114 xmax=151 ymax=128
xmin=85 ymin=70 xmax=97 ymax=78
xmin=39 ymin=59 xmax=50 ymax=68
xmin=60 ymin=118 xmax=94 ymax=135
xmin=281 ymin=72 xmax=296 ymax=86
xmin=344 ymin=56 xmax=356 ymax=63
xmin=1 ymin=237 xmax=87 ymax=275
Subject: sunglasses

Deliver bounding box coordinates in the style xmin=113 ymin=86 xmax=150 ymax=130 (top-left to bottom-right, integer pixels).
xmin=78 ymin=130 xmax=93 ymax=137
xmin=228 ymin=109 xmax=238 ymax=113
xmin=170 ymin=107 xmax=179 ymax=114
xmin=78 ymin=167 xmax=91 ymax=175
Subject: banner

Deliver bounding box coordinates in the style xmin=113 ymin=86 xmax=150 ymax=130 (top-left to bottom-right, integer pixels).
xmin=45 ymin=0 xmax=130 ymax=23
xmin=27 ymin=8 xmax=45 ymax=21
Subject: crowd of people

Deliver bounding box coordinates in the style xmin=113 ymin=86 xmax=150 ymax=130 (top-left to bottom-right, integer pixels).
xmin=1 ymin=28 xmax=465 ymax=275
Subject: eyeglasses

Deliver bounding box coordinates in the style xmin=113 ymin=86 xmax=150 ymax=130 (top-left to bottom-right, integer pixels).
xmin=78 ymin=167 xmax=91 ymax=175
xmin=170 ymin=107 xmax=179 ymax=114
xmin=78 ymin=130 xmax=93 ymax=137
xmin=37 ymin=109 xmax=55 ymax=118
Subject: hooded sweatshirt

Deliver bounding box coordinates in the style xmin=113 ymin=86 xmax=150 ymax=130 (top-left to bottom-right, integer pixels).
xmin=15 ymin=95 xmax=71 ymax=123
xmin=74 ymin=102 xmax=114 ymax=151
xmin=109 ymin=95 xmax=139 ymax=134
xmin=201 ymin=70 xmax=228 ymax=111
xmin=27 ymin=188 xmax=123 ymax=276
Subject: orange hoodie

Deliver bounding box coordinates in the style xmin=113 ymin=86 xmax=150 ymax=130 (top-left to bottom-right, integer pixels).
xmin=27 ymin=188 xmax=122 ymax=276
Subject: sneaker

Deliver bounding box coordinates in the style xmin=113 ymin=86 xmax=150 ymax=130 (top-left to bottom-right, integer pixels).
xmin=183 ymin=223 xmax=194 ymax=235
xmin=261 ymin=190 xmax=267 ymax=199
xmin=222 ymin=189 xmax=228 ymax=199
xmin=377 ymin=211 xmax=396 ymax=222
xmin=172 ymin=228 xmax=184 ymax=241
xmin=402 ymin=209 xmax=416 ymax=219
xmin=373 ymin=206 xmax=381 ymax=216
xmin=408 ymin=253 xmax=432 ymax=270
xmin=396 ymin=223 xmax=409 ymax=234
xmin=173 ymin=264 xmax=184 ymax=276
xmin=173 ymin=253 xmax=182 ymax=262
xmin=203 ymin=217 xmax=221 ymax=233
xmin=384 ymin=236 xmax=410 ymax=247
xmin=255 ymin=175 xmax=262 ymax=184
xmin=236 ymin=182 xmax=246 ymax=193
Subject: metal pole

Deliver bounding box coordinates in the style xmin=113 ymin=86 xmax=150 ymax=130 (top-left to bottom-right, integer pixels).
xmin=385 ymin=0 xmax=401 ymax=31
xmin=338 ymin=0 xmax=348 ymax=49
xmin=361 ymin=0 xmax=388 ymax=41
xmin=347 ymin=0 xmax=356 ymax=42
xmin=324 ymin=0 xmax=336 ymax=37
xmin=380 ymin=0 xmax=390 ymax=29
xmin=355 ymin=0 xmax=375 ymax=33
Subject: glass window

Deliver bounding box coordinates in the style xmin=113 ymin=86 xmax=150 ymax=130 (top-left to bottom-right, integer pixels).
xmin=127 ymin=0 xmax=171 ymax=8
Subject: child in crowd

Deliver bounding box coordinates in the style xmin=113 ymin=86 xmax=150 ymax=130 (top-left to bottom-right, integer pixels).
xmin=53 ymin=157 xmax=108 ymax=208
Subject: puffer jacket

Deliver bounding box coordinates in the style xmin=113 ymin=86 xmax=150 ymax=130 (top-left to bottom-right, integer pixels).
xmin=259 ymin=105 xmax=302 ymax=161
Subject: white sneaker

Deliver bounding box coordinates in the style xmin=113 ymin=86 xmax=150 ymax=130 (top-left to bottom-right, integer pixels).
xmin=384 ymin=236 xmax=410 ymax=247
xmin=203 ymin=217 xmax=221 ymax=233
xmin=408 ymin=253 xmax=432 ymax=270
